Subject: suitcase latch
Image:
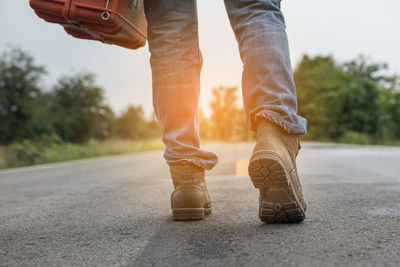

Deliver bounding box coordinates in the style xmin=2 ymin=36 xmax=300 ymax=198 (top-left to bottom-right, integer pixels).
xmin=102 ymin=0 xmax=143 ymax=21
xmin=101 ymin=0 xmax=111 ymax=20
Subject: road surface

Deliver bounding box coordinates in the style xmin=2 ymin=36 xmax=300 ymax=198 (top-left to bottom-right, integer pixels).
xmin=1 ymin=142 xmax=400 ymax=266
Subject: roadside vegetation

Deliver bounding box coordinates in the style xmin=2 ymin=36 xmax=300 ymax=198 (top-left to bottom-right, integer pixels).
xmin=295 ymin=55 xmax=400 ymax=145
xmin=0 ymin=47 xmax=162 ymax=168
xmin=198 ymin=55 xmax=400 ymax=146
xmin=0 ymin=138 xmax=163 ymax=169
xmin=1 ymin=47 xmax=400 ymax=168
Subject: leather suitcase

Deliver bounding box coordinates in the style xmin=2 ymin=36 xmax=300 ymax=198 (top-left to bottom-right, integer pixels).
xmin=29 ymin=0 xmax=147 ymax=49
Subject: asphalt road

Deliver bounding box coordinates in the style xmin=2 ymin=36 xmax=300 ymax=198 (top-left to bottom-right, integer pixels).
xmin=1 ymin=142 xmax=400 ymax=266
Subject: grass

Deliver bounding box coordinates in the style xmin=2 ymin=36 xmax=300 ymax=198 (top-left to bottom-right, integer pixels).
xmin=2 ymin=135 xmax=400 ymax=170
xmin=0 ymin=146 xmax=6 ymax=169
xmin=300 ymin=133 xmax=400 ymax=146
xmin=0 ymin=138 xmax=164 ymax=169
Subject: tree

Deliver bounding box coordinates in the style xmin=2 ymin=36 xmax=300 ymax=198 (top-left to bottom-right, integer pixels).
xmin=232 ymin=107 xmax=253 ymax=141
xmin=294 ymin=54 xmax=400 ymax=142
xmin=0 ymin=47 xmax=48 ymax=143
xmin=114 ymin=106 xmax=161 ymax=140
xmin=114 ymin=105 xmax=147 ymax=139
xmin=51 ymin=73 xmax=114 ymax=142
xmin=294 ymin=55 xmax=345 ymax=139
xmin=209 ymin=86 xmax=238 ymax=140
xmin=198 ymin=109 xmax=211 ymax=140
xmin=146 ymin=112 xmax=162 ymax=138
xmin=208 ymin=86 xmax=252 ymax=141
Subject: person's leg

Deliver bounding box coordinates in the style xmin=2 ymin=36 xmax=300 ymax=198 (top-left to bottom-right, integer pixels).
xmin=144 ymin=0 xmax=218 ymax=171
xmin=224 ymin=0 xmax=307 ymax=133
xmin=224 ymin=0 xmax=307 ymax=223
xmin=144 ymin=0 xmax=216 ymax=221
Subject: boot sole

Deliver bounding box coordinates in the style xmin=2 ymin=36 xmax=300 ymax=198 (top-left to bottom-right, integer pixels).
xmin=248 ymin=152 xmax=306 ymax=223
xmin=172 ymin=207 xmax=212 ymax=221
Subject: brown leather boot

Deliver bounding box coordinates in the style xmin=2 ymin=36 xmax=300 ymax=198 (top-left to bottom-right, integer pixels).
xmin=169 ymin=162 xmax=212 ymax=221
xmin=248 ymin=119 xmax=307 ymax=223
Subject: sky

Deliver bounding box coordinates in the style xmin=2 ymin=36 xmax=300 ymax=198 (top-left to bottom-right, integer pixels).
xmin=1 ymin=0 xmax=400 ymax=117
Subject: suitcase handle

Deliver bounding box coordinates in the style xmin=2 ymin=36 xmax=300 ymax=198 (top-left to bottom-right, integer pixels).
xmin=102 ymin=0 xmax=144 ymax=21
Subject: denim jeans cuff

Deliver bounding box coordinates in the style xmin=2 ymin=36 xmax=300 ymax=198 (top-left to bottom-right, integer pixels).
xmin=166 ymin=158 xmax=217 ymax=171
xmin=253 ymin=110 xmax=301 ymax=134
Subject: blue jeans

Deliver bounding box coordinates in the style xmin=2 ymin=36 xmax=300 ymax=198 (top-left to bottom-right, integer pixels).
xmin=144 ymin=0 xmax=307 ymax=170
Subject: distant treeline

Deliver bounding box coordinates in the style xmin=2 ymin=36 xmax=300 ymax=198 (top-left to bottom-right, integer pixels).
xmin=200 ymin=55 xmax=400 ymax=145
xmin=295 ymin=55 xmax=400 ymax=144
xmin=1 ymin=47 xmax=400 ymax=146
xmin=0 ymin=47 xmax=160 ymax=145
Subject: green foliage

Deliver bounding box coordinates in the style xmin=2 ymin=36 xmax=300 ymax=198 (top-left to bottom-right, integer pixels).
xmin=294 ymin=54 xmax=400 ymax=144
xmin=6 ymin=140 xmax=43 ymax=167
xmin=0 ymin=46 xmax=160 ymax=146
xmin=2 ymin=45 xmax=400 ymax=164
xmin=339 ymin=131 xmax=373 ymax=145
xmin=3 ymin=138 xmax=163 ymax=168
xmin=114 ymin=105 xmax=161 ymax=140
xmin=50 ymin=73 xmax=114 ymax=142
xmin=0 ymin=47 xmax=48 ymax=143
xmin=4 ymin=134 xmax=61 ymax=167
xmin=295 ymin=55 xmax=343 ymax=139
